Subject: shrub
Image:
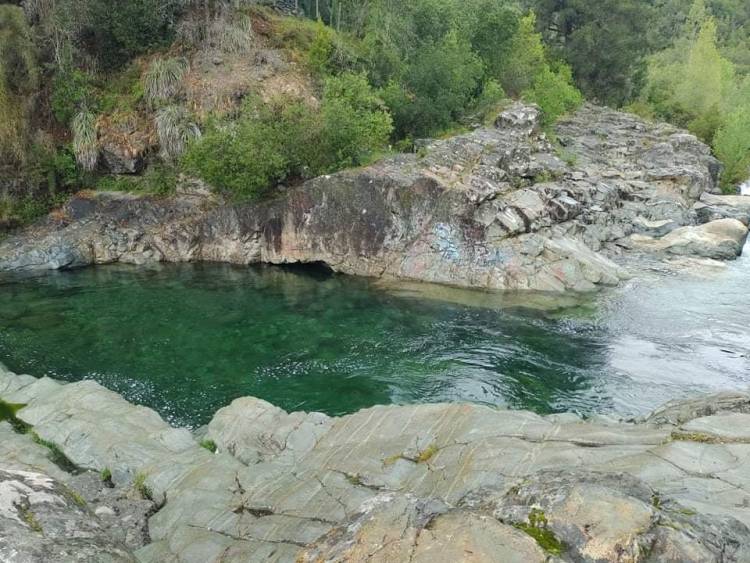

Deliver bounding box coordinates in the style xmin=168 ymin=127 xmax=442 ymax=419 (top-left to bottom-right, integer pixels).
xmin=0 ymin=5 xmax=38 ymax=164
xmin=183 ymin=73 xmax=392 ymax=199
xmin=523 ymin=64 xmax=584 ymax=125
xmin=50 ymin=68 xmax=96 ymax=125
xmin=97 ymin=164 xmax=178 ymax=196
xmin=182 ymin=100 xmax=291 ymax=199
xmin=83 ymin=0 xmax=180 ymax=69
xmin=382 ymin=34 xmax=483 ymax=138
xmin=713 ymin=107 xmax=750 ymax=191
xmin=317 ymin=73 xmax=392 ymax=170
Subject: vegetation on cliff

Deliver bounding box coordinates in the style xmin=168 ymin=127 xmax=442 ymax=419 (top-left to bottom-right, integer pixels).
xmin=0 ymin=0 xmax=748 ymax=228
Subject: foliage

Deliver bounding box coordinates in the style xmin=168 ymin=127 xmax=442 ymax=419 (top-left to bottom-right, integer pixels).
xmin=199 ymin=439 xmax=217 ymax=453
xmin=97 ymin=164 xmax=178 ymax=196
xmin=495 ymin=13 xmax=547 ymax=96
xmin=183 ymin=73 xmax=392 ymax=199
xmin=318 ymin=73 xmax=392 ymax=170
xmin=523 ymin=64 xmax=583 ymax=125
xmin=381 ymin=34 xmax=483 ymax=139
xmin=713 ymin=107 xmax=750 ymax=190
xmin=0 ymin=5 xmax=38 ymax=164
xmin=531 ymin=0 xmax=655 ymax=106
xmin=51 ymin=68 xmax=96 ymax=125
xmin=83 ymin=0 xmax=180 ymax=70
xmin=133 ymin=471 xmax=153 ymax=500
xmin=182 ymin=101 xmax=291 ymax=199
xmin=513 ymin=508 xmax=566 ymax=555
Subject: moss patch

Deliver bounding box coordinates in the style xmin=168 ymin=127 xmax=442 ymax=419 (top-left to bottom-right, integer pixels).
xmin=513 ymin=509 xmax=565 ymax=556
xmin=63 ymin=486 xmax=87 ymax=508
xmin=199 ymin=439 xmax=217 ymax=453
xmin=415 ymin=443 xmax=440 ymax=463
xmin=670 ymin=431 xmax=726 ymax=444
xmin=19 ymin=506 xmax=42 ymax=533
xmin=30 ymin=431 xmax=79 ymax=473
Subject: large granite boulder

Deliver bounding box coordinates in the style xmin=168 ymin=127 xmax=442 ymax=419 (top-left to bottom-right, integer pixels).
xmin=0 ymin=103 xmax=734 ymax=292
xmin=630 ymin=218 xmax=748 ymax=260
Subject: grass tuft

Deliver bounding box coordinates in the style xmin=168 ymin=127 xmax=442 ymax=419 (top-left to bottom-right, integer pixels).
xmin=144 ymin=57 xmax=188 ymax=106
xmin=512 ymin=508 xmax=565 ymax=556
xmin=71 ymin=109 xmax=98 ymax=171
xmin=155 ymin=105 xmax=201 ymax=161
xmin=134 ymin=471 xmax=153 ymax=500
xmin=199 ymin=439 xmax=217 ymax=453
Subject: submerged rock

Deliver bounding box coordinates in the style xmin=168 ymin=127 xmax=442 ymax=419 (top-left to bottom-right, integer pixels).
xmin=0 ymin=104 xmax=744 ymax=292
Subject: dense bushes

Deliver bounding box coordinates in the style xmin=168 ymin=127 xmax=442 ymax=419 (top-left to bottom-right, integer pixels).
xmin=0 ymin=5 xmax=38 ymax=164
xmin=183 ymin=73 xmax=392 ymax=199
xmin=639 ymin=1 xmax=750 ymax=190
xmin=8 ymin=0 xmax=744 ymax=207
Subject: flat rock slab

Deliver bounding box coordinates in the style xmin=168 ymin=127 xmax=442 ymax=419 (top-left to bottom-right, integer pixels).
xmin=680 ymin=413 xmax=750 ymax=441
xmin=3 ymin=364 xmax=750 ymax=562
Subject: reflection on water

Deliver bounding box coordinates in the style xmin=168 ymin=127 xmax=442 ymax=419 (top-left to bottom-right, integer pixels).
xmin=0 ymin=247 xmax=748 ymax=428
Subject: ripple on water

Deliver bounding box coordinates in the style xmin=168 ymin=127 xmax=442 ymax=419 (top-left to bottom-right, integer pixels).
xmin=0 ymin=251 xmax=748 ymax=428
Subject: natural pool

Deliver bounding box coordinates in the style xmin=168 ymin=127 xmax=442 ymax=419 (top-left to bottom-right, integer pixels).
xmin=1 ymin=251 xmax=748 ymax=428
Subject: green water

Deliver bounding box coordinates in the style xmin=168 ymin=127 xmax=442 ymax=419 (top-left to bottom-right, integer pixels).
xmin=1 ymin=259 xmax=748 ymax=428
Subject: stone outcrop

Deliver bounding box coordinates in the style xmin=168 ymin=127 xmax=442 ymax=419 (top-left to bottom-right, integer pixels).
xmin=0 ymin=104 xmax=747 ymax=292
xmin=3 ymin=364 xmax=750 ymax=562
xmin=629 ymin=217 xmax=749 ymax=260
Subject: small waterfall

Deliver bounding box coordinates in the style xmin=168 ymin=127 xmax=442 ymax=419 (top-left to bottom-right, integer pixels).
xmin=740 ymin=179 xmax=750 ymax=196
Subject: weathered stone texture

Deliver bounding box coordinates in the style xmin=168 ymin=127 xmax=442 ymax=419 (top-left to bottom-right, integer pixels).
xmin=2 ymin=364 xmax=750 ymax=562
xmin=1 ymin=104 xmax=747 ymax=292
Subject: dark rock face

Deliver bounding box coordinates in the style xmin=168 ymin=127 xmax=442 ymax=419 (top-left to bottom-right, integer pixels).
xmin=0 ymin=104 xmax=747 ymax=291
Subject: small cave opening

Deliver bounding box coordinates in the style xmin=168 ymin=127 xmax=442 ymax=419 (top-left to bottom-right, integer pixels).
xmin=278 ymin=261 xmax=335 ymax=280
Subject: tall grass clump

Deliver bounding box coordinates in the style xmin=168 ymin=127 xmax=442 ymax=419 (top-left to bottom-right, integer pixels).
xmin=155 ymin=105 xmax=201 ymax=161
xmin=71 ymin=109 xmax=98 ymax=171
xmin=144 ymin=57 xmax=188 ymax=106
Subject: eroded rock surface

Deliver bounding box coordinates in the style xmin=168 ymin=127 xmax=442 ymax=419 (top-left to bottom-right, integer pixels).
xmin=3 ymin=364 xmax=750 ymax=562
xmin=0 ymin=468 xmax=136 ymax=562
xmin=1 ymin=104 xmax=747 ymax=292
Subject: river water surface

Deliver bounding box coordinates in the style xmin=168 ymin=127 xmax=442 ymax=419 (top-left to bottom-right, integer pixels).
xmin=1 ymin=248 xmax=748 ymax=428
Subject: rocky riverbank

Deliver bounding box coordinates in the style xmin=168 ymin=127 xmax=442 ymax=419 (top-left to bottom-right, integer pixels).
xmin=0 ymin=104 xmax=748 ymax=291
xmin=3 ymin=364 xmax=750 ymax=562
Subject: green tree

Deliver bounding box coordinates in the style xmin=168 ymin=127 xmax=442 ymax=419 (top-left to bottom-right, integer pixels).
xmin=381 ymin=33 xmax=484 ymax=139
xmin=531 ymin=0 xmax=655 ymax=105
xmin=713 ymin=106 xmax=750 ymax=190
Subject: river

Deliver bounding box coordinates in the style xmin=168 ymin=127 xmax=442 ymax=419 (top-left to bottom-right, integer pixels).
xmin=0 ymin=247 xmax=748 ymax=428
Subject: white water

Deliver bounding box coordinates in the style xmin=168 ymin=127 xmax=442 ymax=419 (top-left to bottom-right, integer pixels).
xmin=597 ymin=242 xmax=750 ymax=414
